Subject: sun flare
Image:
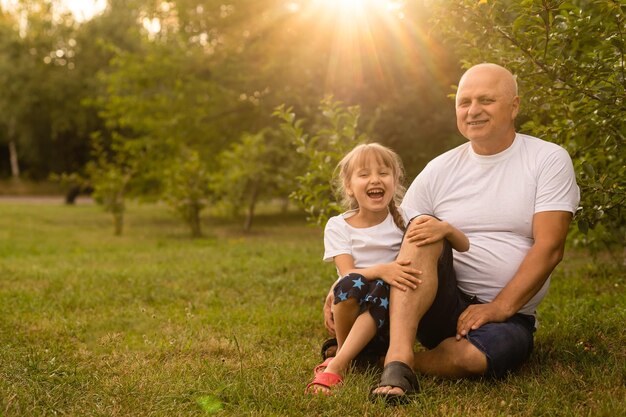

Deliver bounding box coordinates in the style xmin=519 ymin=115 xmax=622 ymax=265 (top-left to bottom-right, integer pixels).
xmin=317 ymin=0 xmax=405 ymax=13
xmin=330 ymin=0 xmax=366 ymax=11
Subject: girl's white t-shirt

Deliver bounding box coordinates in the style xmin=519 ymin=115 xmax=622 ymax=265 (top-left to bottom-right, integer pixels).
xmin=323 ymin=207 xmax=420 ymax=278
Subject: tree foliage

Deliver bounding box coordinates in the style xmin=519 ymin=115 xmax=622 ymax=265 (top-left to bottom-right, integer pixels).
xmin=86 ymin=132 xmax=141 ymax=236
xmin=431 ymin=0 xmax=626 ymax=250
xmin=212 ymin=129 xmax=297 ymax=231
xmin=163 ymin=148 xmax=212 ymax=238
xmin=91 ymin=2 xmax=256 ymax=233
xmin=8 ymin=0 xmax=623 ymax=246
xmin=0 ymin=1 xmax=78 ymax=178
xmin=275 ymin=97 xmax=369 ymax=226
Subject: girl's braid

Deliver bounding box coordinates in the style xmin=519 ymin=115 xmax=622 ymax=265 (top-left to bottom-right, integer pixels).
xmin=388 ymin=199 xmax=406 ymax=232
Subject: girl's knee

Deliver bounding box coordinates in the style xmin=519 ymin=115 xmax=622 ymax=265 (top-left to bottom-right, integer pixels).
xmin=334 ymin=296 xmax=359 ymax=307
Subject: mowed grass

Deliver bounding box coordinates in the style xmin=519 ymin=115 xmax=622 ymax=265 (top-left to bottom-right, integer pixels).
xmin=0 ymin=202 xmax=624 ymax=416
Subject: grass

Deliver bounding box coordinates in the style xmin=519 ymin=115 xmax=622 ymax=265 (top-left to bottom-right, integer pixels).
xmin=0 ymin=180 xmax=63 ymax=196
xmin=0 ymin=201 xmax=624 ymax=416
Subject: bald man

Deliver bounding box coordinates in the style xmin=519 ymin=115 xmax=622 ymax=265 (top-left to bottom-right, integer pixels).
xmin=364 ymin=63 xmax=580 ymax=401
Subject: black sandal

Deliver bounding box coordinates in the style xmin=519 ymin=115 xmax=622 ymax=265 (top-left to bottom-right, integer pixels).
xmin=370 ymin=361 xmax=420 ymax=405
xmin=320 ymin=338 xmax=338 ymax=360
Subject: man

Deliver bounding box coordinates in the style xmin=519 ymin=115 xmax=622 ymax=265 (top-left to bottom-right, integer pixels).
xmin=324 ymin=63 xmax=580 ymax=402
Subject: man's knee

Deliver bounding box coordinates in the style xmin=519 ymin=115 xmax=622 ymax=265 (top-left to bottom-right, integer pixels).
xmin=443 ymin=338 xmax=488 ymax=376
xmin=397 ymin=236 xmax=443 ymax=267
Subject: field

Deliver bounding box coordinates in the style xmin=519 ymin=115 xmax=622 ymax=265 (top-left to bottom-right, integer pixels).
xmin=0 ymin=201 xmax=624 ymax=416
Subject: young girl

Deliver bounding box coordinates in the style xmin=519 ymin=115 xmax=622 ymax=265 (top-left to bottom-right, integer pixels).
xmin=306 ymin=143 xmax=469 ymax=395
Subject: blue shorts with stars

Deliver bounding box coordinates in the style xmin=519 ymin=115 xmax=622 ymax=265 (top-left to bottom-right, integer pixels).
xmin=333 ymin=273 xmax=390 ymax=340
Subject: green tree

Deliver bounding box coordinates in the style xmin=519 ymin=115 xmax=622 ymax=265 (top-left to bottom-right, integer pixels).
xmin=94 ymin=34 xmax=241 ymax=227
xmin=86 ymin=132 xmax=142 ymax=236
xmin=0 ymin=0 xmax=79 ymax=179
xmin=163 ymin=148 xmax=212 ymax=238
xmin=0 ymin=0 xmax=142 ymax=185
xmin=212 ymin=129 xmax=297 ymax=231
xmin=275 ymin=97 xmax=369 ymax=226
xmin=431 ymin=0 xmax=626 ymax=252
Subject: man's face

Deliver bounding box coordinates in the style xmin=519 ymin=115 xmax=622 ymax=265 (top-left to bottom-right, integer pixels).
xmin=455 ymin=67 xmax=519 ymax=154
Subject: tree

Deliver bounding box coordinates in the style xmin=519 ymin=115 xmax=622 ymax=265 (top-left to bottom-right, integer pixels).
xmin=163 ymin=148 xmax=212 ymax=238
xmin=86 ymin=132 xmax=141 ymax=236
xmin=275 ymin=97 xmax=370 ymax=226
xmin=93 ymin=34 xmax=242 ymax=231
xmin=212 ymin=129 xmax=298 ymax=231
xmin=431 ymin=0 xmax=626 ymax=252
xmin=91 ymin=0 xmax=292 ymax=235
xmin=0 ymin=1 xmax=99 ymax=180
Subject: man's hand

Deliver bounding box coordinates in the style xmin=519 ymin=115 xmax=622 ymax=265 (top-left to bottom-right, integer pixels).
xmin=456 ymin=301 xmax=510 ymax=340
xmin=323 ymin=288 xmax=335 ymax=336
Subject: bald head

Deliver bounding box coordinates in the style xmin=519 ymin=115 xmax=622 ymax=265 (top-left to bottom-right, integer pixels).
xmin=457 ymin=63 xmax=518 ymax=102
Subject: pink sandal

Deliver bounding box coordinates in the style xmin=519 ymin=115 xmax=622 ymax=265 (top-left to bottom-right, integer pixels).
xmin=313 ymin=357 xmax=333 ymax=374
xmin=305 ymin=372 xmax=343 ymax=395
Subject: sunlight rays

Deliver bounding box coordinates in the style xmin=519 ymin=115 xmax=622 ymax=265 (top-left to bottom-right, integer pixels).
xmin=302 ymin=0 xmax=439 ymax=95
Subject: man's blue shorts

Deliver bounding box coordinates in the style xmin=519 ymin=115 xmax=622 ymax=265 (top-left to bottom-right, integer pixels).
xmin=417 ymin=239 xmax=536 ymax=378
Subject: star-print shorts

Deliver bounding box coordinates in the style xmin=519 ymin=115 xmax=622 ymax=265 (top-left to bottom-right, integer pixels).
xmin=333 ymin=273 xmax=390 ymax=339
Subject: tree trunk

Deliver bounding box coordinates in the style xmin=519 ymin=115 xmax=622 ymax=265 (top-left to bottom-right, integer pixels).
xmin=65 ymin=186 xmax=81 ymax=205
xmin=8 ymin=141 xmax=20 ymax=179
xmin=244 ymin=183 xmax=259 ymax=232
xmin=111 ymin=191 xmax=125 ymax=236
xmin=189 ymin=201 xmax=202 ymax=238
xmin=113 ymin=211 xmax=124 ymax=236
xmin=8 ymin=117 xmax=20 ymax=180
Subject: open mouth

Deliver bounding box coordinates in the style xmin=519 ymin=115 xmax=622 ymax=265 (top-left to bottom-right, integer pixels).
xmin=467 ymin=120 xmax=488 ymax=126
xmin=366 ymin=188 xmax=385 ymax=199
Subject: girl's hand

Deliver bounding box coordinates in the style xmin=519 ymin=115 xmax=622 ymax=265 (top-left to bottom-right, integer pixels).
xmin=376 ymin=260 xmax=423 ymax=291
xmin=405 ymin=216 xmax=450 ymax=246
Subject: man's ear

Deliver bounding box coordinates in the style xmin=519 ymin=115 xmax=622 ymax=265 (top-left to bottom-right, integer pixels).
xmin=511 ymin=96 xmax=520 ymax=119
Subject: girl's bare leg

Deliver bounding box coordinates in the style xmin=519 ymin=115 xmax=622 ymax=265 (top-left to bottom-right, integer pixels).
xmin=310 ymin=311 xmax=377 ymax=394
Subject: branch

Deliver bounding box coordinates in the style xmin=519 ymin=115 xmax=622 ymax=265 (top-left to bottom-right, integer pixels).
xmin=494 ymin=26 xmax=607 ymax=104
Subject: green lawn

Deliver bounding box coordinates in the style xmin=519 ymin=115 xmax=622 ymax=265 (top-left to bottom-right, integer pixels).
xmin=0 ymin=202 xmax=624 ymax=416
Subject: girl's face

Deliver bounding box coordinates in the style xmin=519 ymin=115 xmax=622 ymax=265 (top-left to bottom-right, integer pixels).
xmin=346 ymin=153 xmax=396 ymax=215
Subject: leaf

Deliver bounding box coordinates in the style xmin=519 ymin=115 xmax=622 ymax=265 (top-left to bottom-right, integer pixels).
xmin=196 ymin=395 xmax=223 ymax=415
xmin=583 ymin=163 xmax=595 ymax=178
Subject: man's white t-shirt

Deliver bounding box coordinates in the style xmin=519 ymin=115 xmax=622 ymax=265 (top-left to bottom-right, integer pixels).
xmin=401 ymin=133 xmax=580 ymax=315
xmin=323 ymin=207 xmax=419 ymax=278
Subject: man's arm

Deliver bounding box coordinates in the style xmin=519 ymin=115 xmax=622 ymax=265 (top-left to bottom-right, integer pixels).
xmin=456 ymin=210 xmax=572 ymax=339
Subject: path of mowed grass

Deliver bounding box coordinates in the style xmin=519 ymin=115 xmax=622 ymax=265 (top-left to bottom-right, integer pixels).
xmin=0 ymin=202 xmax=624 ymax=416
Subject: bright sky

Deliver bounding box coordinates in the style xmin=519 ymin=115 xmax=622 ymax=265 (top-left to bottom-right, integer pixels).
xmin=0 ymin=0 xmax=107 ymax=22
xmin=63 ymin=0 xmax=107 ymax=21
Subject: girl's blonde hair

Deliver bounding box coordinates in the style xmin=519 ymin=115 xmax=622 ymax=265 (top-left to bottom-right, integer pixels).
xmin=333 ymin=143 xmax=407 ymax=231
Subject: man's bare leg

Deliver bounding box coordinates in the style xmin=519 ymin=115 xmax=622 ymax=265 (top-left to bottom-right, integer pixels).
xmin=372 ymin=239 xmax=442 ymax=395
xmin=414 ymin=337 xmax=488 ymax=378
